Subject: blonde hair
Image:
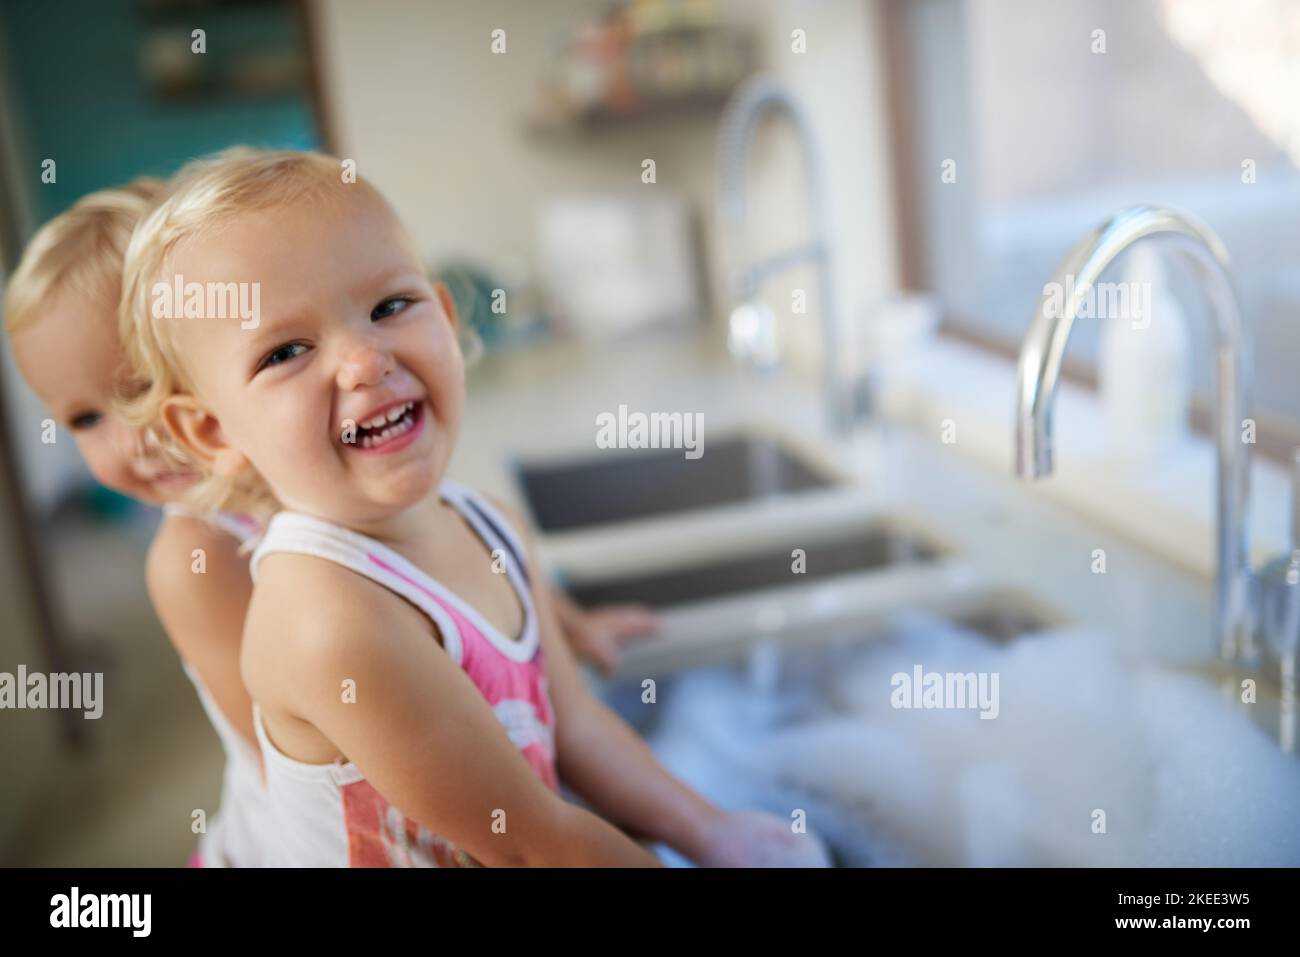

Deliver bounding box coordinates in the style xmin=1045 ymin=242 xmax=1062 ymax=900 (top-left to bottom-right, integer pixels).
xmin=3 ymin=178 xmax=165 ymax=335
xmin=119 ymin=148 xmax=388 ymax=521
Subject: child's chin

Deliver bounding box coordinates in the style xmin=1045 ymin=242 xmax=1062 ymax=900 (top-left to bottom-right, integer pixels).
xmin=150 ymin=472 xmax=198 ymax=498
xmin=366 ymin=469 xmax=438 ymax=508
xmin=133 ymin=486 xmax=169 ymax=508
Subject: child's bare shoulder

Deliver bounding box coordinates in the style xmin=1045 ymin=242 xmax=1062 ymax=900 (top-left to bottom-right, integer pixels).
xmin=247 ymin=550 xmax=401 ymax=645
xmin=243 ymin=550 xmax=434 ymax=700
xmin=147 ymin=512 xmax=246 ymax=588
xmin=145 ymin=514 xmax=251 ymax=649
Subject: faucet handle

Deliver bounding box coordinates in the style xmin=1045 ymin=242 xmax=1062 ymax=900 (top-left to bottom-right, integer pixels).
xmin=1259 ymin=449 xmax=1300 ymax=661
xmin=1291 ymin=448 xmax=1300 ymax=551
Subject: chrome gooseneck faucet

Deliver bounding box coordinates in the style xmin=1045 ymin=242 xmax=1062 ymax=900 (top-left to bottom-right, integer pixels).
xmin=716 ymin=73 xmax=851 ymax=433
xmin=1014 ymin=206 xmax=1257 ymax=664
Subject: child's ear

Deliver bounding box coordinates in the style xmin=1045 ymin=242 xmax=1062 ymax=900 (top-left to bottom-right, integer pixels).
xmin=432 ymin=281 xmax=459 ymax=329
xmin=161 ymin=395 xmax=248 ymax=478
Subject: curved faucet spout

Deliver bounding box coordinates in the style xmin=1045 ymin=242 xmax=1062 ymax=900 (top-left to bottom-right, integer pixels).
xmin=717 ymin=74 xmax=849 ymax=432
xmin=1014 ymin=205 xmax=1255 ymax=662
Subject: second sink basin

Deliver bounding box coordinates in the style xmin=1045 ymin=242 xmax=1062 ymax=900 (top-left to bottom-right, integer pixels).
xmin=516 ymin=432 xmax=838 ymax=532
xmin=564 ymin=519 xmax=947 ymax=610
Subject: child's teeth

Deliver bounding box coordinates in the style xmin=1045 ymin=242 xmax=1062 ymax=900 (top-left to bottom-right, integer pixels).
xmin=351 ymin=402 xmax=416 ymax=450
xmin=358 ymin=401 xmax=413 ymax=432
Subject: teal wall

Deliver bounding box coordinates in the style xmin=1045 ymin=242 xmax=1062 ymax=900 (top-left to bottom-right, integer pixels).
xmin=1 ymin=0 xmax=321 ymax=227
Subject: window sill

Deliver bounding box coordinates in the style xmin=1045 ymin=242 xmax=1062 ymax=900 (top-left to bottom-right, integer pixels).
xmin=876 ymin=335 xmax=1293 ymax=582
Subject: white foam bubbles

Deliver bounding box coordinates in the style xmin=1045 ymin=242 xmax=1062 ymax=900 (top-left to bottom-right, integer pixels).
xmin=635 ymin=613 xmax=1300 ymax=866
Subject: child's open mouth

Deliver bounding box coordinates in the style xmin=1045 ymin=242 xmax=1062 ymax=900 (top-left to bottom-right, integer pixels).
xmin=350 ymin=399 xmax=424 ymax=454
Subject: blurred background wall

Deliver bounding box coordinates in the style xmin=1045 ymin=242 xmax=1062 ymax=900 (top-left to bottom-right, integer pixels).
xmin=311 ymin=0 xmax=898 ymax=386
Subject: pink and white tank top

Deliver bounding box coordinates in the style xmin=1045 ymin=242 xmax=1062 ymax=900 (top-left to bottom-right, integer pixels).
xmin=247 ymin=479 xmax=558 ymax=867
xmin=160 ymin=502 xmax=267 ymax=868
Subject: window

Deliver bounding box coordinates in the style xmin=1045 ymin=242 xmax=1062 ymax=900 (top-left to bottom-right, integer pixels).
xmin=888 ymin=0 xmax=1300 ymax=454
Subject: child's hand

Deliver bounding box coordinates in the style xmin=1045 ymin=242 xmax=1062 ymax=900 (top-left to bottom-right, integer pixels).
xmin=694 ymin=810 xmax=832 ymax=868
xmin=553 ymin=592 xmax=660 ymax=675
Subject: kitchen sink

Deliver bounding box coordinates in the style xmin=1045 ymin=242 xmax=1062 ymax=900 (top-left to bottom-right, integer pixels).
xmin=598 ymin=594 xmax=1235 ymax=869
xmin=564 ymin=520 xmax=945 ymax=609
xmin=601 ymin=593 xmax=1061 ymax=739
xmin=943 ymin=593 xmax=1062 ymax=644
xmin=516 ymin=433 xmax=838 ymax=532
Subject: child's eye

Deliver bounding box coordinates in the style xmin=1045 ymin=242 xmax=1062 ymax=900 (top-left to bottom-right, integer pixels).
xmin=258 ymin=342 xmax=309 ymax=372
xmin=371 ymin=297 xmax=413 ymax=321
xmin=69 ymin=411 xmax=101 ymax=431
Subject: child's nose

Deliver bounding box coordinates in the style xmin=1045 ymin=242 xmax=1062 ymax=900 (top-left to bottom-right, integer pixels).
xmin=111 ymin=419 xmax=147 ymax=464
xmin=337 ymin=340 xmax=395 ymax=390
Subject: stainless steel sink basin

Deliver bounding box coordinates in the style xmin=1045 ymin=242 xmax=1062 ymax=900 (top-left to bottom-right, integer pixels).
xmin=602 ymin=592 xmax=1060 ymax=738
xmin=947 ymin=602 xmax=1059 ymax=644
xmin=563 ymin=521 xmax=946 ymax=609
xmin=516 ymin=433 xmax=837 ymax=532
xmin=597 ymin=592 xmax=1061 ymax=866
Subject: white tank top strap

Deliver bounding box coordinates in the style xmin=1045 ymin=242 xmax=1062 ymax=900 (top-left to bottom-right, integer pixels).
xmin=163 ymin=502 xmax=262 ymax=546
xmin=436 ymin=482 xmax=539 ymax=660
xmin=180 ymin=661 xmax=268 ymax=867
xmin=249 ymin=510 xmax=466 ymax=665
xmin=251 ymin=701 xmax=363 ymax=787
xmin=438 ymin=480 xmax=532 ymax=584
xmin=162 ymin=501 xmax=199 ymax=521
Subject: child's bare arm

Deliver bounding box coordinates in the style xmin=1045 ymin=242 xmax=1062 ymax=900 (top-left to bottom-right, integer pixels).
xmin=146 ymin=515 xmax=256 ymax=750
xmin=246 ymin=554 xmax=661 ymax=867
xmin=510 ymin=512 xmax=833 ymax=868
xmin=495 ymin=500 xmax=723 ymax=859
xmin=550 ymin=588 xmax=659 ymax=676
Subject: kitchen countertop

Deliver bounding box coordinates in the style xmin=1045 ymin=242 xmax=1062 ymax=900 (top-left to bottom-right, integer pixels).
xmin=448 ymin=325 xmax=1288 ymax=738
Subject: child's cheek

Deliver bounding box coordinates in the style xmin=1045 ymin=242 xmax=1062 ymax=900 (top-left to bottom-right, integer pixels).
xmin=78 ymin=437 xmax=143 ymax=503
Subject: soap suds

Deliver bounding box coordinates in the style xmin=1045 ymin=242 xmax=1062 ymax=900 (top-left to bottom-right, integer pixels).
xmin=632 ymin=613 xmax=1300 ymax=866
